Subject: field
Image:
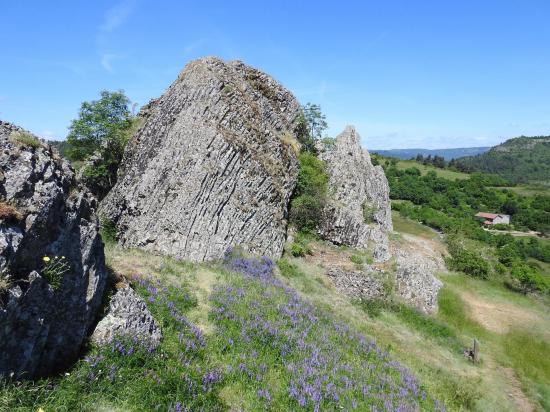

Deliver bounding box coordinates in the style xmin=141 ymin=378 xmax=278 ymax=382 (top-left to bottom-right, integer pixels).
xmin=489 ymin=185 xmax=550 ymax=197
xmin=391 ymin=210 xmax=440 ymax=239
xmin=392 ymin=159 xmax=470 ymax=180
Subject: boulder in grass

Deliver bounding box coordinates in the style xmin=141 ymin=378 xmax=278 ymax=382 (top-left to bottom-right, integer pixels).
xmin=92 ymin=285 xmax=162 ymax=349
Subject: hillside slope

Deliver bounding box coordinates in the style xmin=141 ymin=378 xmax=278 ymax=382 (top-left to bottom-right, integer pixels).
xmin=455 ymin=136 xmax=550 ymax=184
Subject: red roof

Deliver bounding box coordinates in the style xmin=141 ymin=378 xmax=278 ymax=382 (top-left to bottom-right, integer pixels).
xmin=475 ymin=212 xmax=498 ymax=219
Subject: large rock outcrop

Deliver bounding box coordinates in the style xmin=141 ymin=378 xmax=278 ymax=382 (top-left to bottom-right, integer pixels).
xmin=100 ymin=57 xmax=301 ymax=262
xmin=318 ymin=126 xmax=392 ymax=262
xmin=0 ymin=121 xmax=107 ymax=378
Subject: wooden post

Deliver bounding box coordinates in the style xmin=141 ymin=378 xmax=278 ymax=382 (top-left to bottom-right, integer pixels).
xmin=472 ymin=338 xmax=480 ymax=364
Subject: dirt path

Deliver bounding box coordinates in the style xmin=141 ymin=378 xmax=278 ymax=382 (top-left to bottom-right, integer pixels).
xmin=499 ymin=366 xmax=536 ymax=412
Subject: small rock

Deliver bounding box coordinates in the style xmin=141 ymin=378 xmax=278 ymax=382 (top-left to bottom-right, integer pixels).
xmin=92 ymin=285 xmax=162 ymax=348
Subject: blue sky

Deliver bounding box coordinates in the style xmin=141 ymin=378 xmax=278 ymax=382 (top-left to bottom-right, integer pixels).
xmin=1 ymin=1 xmax=549 ymax=149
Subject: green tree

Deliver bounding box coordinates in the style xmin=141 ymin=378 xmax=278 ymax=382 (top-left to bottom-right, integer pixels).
xmin=66 ymin=90 xmax=137 ymax=199
xmin=294 ymin=103 xmax=329 ymax=153
xmin=302 ymin=103 xmax=328 ymax=140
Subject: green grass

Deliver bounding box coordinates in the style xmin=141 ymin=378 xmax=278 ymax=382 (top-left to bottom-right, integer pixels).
xmin=391 ymin=211 xmax=439 ymax=239
xmin=349 ymin=254 xmax=364 ymax=265
xmin=0 ymin=274 xmax=224 ymax=411
xmin=394 ymin=159 xmax=469 ymax=180
xmin=437 ymin=287 xmax=486 ymax=338
xmin=489 ymin=184 xmax=550 ymax=197
xmin=393 ymin=303 xmax=463 ymax=351
xmin=500 ymin=329 xmax=550 ymax=410
xmin=10 ymin=131 xmax=42 ymax=149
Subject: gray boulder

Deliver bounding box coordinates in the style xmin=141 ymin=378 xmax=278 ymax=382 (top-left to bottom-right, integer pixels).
xmin=0 ymin=121 xmax=107 ymax=378
xmin=393 ymin=237 xmax=444 ymax=314
xmin=92 ymin=285 xmax=161 ymax=348
xmin=318 ymin=126 xmax=392 ymax=262
xmin=100 ymin=57 xmax=301 ymax=262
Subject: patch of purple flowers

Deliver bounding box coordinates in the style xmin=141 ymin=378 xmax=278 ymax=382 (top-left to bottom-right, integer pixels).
xmin=212 ymin=248 xmax=446 ymax=411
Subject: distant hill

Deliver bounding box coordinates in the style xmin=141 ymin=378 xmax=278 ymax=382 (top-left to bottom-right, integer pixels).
xmin=371 ymin=147 xmax=490 ymax=160
xmin=454 ymin=136 xmax=550 ymax=184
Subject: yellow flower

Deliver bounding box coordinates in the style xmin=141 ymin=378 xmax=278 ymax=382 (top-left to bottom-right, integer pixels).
xmin=37 ymin=408 xmax=45 ymax=412
xmin=42 ymin=256 xmax=50 ymax=263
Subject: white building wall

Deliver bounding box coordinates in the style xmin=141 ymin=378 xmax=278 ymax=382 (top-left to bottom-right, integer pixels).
xmin=493 ymin=215 xmax=510 ymax=225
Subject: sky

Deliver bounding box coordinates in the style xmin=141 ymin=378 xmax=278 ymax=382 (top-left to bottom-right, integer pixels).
xmin=1 ymin=1 xmax=550 ymax=149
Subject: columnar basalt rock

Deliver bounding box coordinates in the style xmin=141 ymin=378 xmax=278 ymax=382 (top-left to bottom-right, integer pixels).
xmin=318 ymin=126 xmax=392 ymax=262
xmin=100 ymin=57 xmax=301 ymax=262
xmin=0 ymin=121 xmax=107 ymax=378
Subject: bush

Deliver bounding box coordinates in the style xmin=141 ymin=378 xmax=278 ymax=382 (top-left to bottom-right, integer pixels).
xmin=510 ymin=262 xmax=549 ymax=293
xmin=362 ymin=201 xmax=377 ymax=223
xmin=446 ymin=240 xmax=489 ymax=279
xmin=357 ymin=298 xmax=386 ymax=318
xmin=289 ymin=153 xmax=328 ymax=231
xmin=100 ymin=216 xmax=118 ymax=243
xmin=290 ymin=241 xmax=311 ymax=257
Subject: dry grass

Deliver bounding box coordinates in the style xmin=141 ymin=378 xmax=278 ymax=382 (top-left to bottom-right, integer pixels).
xmin=280 ymin=131 xmax=300 ymax=155
xmin=0 ymin=202 xmax=23 ymax=223
xmin=9 ymin=131 xmax=41 ymax=149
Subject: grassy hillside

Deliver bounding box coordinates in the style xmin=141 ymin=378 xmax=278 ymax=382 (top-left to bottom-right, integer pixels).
xmin=455 ymin=136 xmax=550 ymax=185
xmin=2 ymin=224 xmax=548 ymax=411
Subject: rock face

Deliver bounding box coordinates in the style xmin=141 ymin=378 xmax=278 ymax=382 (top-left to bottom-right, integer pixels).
xmin=100 ymin=57 xmax=301 ymax=262
xmin=318 ymin=126 xmax=392 ymax=262
xmin=92 ymin=285 xmax=161 ymax=348
xmin=0 ymin=121 xmax=107 ymax=378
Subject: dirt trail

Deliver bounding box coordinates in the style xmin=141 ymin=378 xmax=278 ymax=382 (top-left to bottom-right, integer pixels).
xmin=499 ymin=366 xmax=536 ymax=412
xmin=482 ymin=356 xmax=537 ymax=412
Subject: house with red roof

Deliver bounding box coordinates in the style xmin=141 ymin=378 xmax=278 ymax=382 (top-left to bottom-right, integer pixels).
xmin=475 ymin=212 xmax=510 ymax=225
